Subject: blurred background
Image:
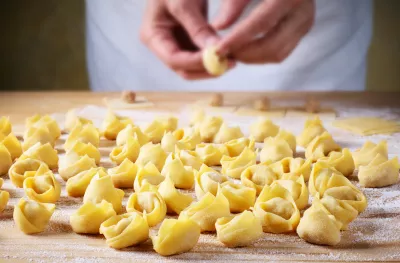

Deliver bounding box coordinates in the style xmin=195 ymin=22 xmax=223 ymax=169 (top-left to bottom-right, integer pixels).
xmin=1 ymin=0 xmax=399 ymax=92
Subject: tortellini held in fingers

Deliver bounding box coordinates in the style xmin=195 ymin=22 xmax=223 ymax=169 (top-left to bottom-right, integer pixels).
xmin=352 ymin=140 xmax=388 ymax=168
xmin=70 ymin=200 xmax=116 ymax=234
xmin=221 ymin=147 xmax=256 ymax=179
xmin=197 ymin=116 xmax=223 ymax=142
xmin=161 ymin=153 xmax=195 ymax=189
xmin=195 ymin=143 xmax=229 ymax=166
xmin=133 ymin=163 xmax=165 ymax=192
xmin=102 ymin=111 xmax=133 ymax=140
xmin=175 ymin=148 xmax=203 ymax=170
xmin=0 ymin=190 xmax=9 ymax=213
xmin=241 ymin=164 xmax=279 ymax=195
xmin=202 ymin=46 xmax=228 ymax=76
xmin=213 ymin=123 xmax=244 ymax=144
xmin=23 ymin=170 xmax=61 ymax=203
xmin=19 ymin=142 xmax=59 ymax=170
xmin=270 ymin=175 xmax=308 ymax=210
xmin=157 ymin=176 xmax=193 ymax=214
xmin=116 ymin=124 xmax=149 ymax=146
xmin=144 ymin=120 xmax=166 ymax=143
xmin=108 ymin=158 xmax=138 ymax=188
xmin=305 ymin=131 xmax=341 ymax=162
xmin=0 ymin=143 xmax=12 ymax=176
xmin=64 ymin=123 xmax=100 ymax=150
xmin=152 ymin=217 xmax=200 ymax=256
xmin=297 ymin=116 xmax=326 ymax=148
xmin=260 ymin=137 xmax=293 ymax=163
xmin=0 ymin=116 xmax=12 ymax=136
xmin=64 ymin=109 xmax=93 ymax=132
xmin=66 ymin=167 xmax=105 ymax=197
xmin=135 ymin=142 xmax=167 ymax=171
xmin=250 ymin=118 xmax=279 ymax=142
xmin=110 ymin=136 xmax=140 ymax=164
xmin=59 ymin=152 xmax=97 ymax=181
xmin=9 ymin=159 xmax=50 ymax=188
xmin=195 ymin=164 xmax=229 ymax=199
xmin=13 ymin=198 xmax=55 ymax=234
xmin=26 ymin=114 xmax=61 ymax=140
xmin=225 ymin=137 xmax=255 ymax=157
xmin=358 ymin=154 xmax=399 ymax=188
xmin=100 ymin=212 xmax=149 ymax=249
xmin=319 ymin=148 xmax=355 ymax=177
xmin=220 ymin=181 xmax=256 ymax=213
xmin=215 ymin=211 xmax=263 ymax=248
xmin=22 ymin=126 xmax=55 ymax=151
xmin=68 ymin=141 xmax=101 ymax=165
xmin=1 ymin=133 xmax=23 ymax=160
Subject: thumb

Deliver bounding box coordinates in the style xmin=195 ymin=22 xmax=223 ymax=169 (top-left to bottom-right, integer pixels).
xmin=211 ymin=0 xmax=250 ymax=30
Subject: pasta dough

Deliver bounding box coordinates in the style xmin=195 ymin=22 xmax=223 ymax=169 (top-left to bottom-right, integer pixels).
xmin=0 ymin=116 xmax=12 ymax=136
xmin=23 ymin=170 xmax=61 ymax=203
xmin=241 ymin=164 xmax=279 ymax=195
xmin=157 ymin=176 xmax=193 ymax=215
xmin=64 ymin=109 xmax=93 ymax=132
xmin=161 ymin=153 xmax=195 ymax=189
xmin=66 ymin=167 xmax=105 ymax=197
xmin=213 ymin=123 xmax=244 ymax=144
xmin=319 ymin=148 xmax=355 ymax=177
xmin=225 ymin=137 xmax=255 ymax=157
xmin=175 ymin=148 xmax=203 ymax=170
xmin=19 ymin=142 xmax=59 ymax=169
xmin=358 ymin=154 xmax=399 ymax=188
xmin=102 ymin=111 xmax=133 ymax=140
xmin=135 ymin=142 xmax=167 ymax=171
xmin=352 ymin=140 xmax=388 ymax=168
xmin=221 ymin=147 xmax=256 ymax=179
xmin=100 ymin=212 xmax=149 ymax=249
xmin=195 ymin=164 xmax=229 ymax=199
xmin=269 ymin=157 xmax=312 ymax=181
xmin=0 ymin=190 xmax=9 ymax=213
xmin=26 ymin=114 xmax=61 ymax=140
xmin=116 ymin=124 xmax=149 ymax=146
xmin=195 ymin=143 xmax=229 ymax=166
xmin=133 ymin=163 xmax=165 ymax=192
xmin=70 ymin=200 xmax=116 ymax=234
xmin=202 ymin=46 xmax=228 ymax=76
xmin=260 ymin=137 xmax=293 ymax=163
xmin=253 ymin=184 xmax=300 ymax=233
xmin=22 ymin=126 xmax=55 ymax=151
xmin=59 ymin=152 xmax=97 ymax=181
xmin=13 ymin=198 xmax=55 ymax=234
xmin=9 ymin=159 xmax=50 ymax=188
xmin=297 ymin=117 xmax=326 ymax=148
xmin=152 ymin=217 xmax=200 ymax=256
xmin=273 ymin=129 xmax=297 ymax=153
xmin=110 ymin=136 xmax=140 ymax=164
xmin=0 ymin=143 xmax=12 ymax=176
xmin=1 ymin=133 xmax=22 ymax=160
xmin=271 ymin=175 xmax=308 ymax=210
xmin=197 ymin=116 xmax=223 ymax=142
xmin=220 ymin=181 xmax=256 ymax=212
xmin=144 ymin=120 xmax=166 ymax=144
xmin=333 ymin=117 xmax=400 ymax=135
xmin=215 ymin=211 xmax=263 ymax=248
xmin=250 ymin=118 xmax=279 ymax=142
xmin=108 ymin=159 xmax=138 ymax=188
xmin=68 ymin=141 xmax=101 ymax=165
xmin=305 ymin=132 xmax=341 ymax=162
xmin=65 ymin=123 xmax=100 ymax=150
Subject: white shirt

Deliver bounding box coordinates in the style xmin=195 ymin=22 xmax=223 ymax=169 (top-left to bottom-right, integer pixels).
xmin=86 ymin=0 xmax=373 ymax=91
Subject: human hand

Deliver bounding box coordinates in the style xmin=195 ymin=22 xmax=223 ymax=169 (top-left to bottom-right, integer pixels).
xmin=140 ymin=0 xmax=235 ymax=80
xmin=214 ymin=0 xmax=315 ymax=64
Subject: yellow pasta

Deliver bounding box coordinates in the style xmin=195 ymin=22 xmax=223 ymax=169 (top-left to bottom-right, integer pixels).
xmin=250 ymin=118 xmax=279 ymax=142
xmin=64 ymin=109 xmax=93 ymax=132
xmin=110 ymin=136 xmax=140 ymax=164
xmin=195 ymin=164 xmax=229 ymax=199
xmin=213 ymin=123 xmax=244 ymax=144
xmin=352 ymin=140 xmax=388 ymax=168
xmin=358 ymin=154 xmax=399 ymax=188
xmin=1 ymin=133 xmax=22 ymax=160
xmin=133 ymin=163 xmax=165 ymax=192
xmin=102 ymin=111 xmax=133 ymax=140
xmin=269 ymin=157 xmax=312 ymax=181
xmin=26 ymin=114 xmax=61 ymax=140
xmin=195 ymin=143 xmax=229 ymax=166
xmin=190 ymin=109 xmax=206 ymax=127
xmin=161 ymin=131 xmax=179 ymax=152
xmin=116 ymin=124 xmax=149 ymax=146
xmin=297 ymin=116 xmax=326 ymax=148
xmin=202 ymin=46 xmax=228 ymax=76
xmin=0 ymin=143 xmax=12 ymax=176
xmin=220 ymin=181 xmax=256 ymax=212
xmin=144 ymin=120 xmax=166 ymax=143
xmin=59 ymin=152 xmax=97 ymax=181
xmin=19 ymin=142 xmax=59 ymax=170
xmin=156 ymin=115 xmax=178 ymax=132
xmin=197 ymin=116 xmax=223 ymax=142
xmin=273 ymin=129 xmax=297 ymax=154
xmin=161 ymin=153 xmax=195 ymax=189
xmin=135 ymin=142 xmax=167 ymax=171
xmin=174 ymin=128 xmax=202 ymax=151
xmin=241 ymin=164 xmax=279 ymax=195
xmin=9 ymin=159 xmax=50 ymax=188
xmin=225 ymin=137 xmax=255 ymax=157
xmin=64 ymin=123 xmax=100 ymax=150
xmin=108 ymin=159 xmax=138 ymax=188
xmin=158 ymin=177 xmax=193 ymax=215
xmin=319 ymin=148 xmax=355 ymax=177
xmin=0 ymin=116 xmax=12 ymax=136
xmin=221 ymin=147 xmax=256 ymax=179
xmin=68 ymin=141 xmax=101 ymax=165
xmin=0 ymin=190 xmax=9 ymax=213
xmin=271 ymin=175 xmax=308 ymax=210
xmin=260 ymin=137 xmax=293 ymax=163
xmin=66 ymin=167 xmax=105 ymax=197
xmin=22 ymin=126 xmax=55 ymax=151
xmin=23 ymin=170 xmax=61 ymax=203
xmin=175 ymin=148 xmax=203 ymax=170
xmin=305 ymin=132 xmax=341 ymax=162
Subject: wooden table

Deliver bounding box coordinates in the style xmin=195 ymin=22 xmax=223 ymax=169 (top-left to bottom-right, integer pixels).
xmin=0 ymin=91 xmax=400 ymax=263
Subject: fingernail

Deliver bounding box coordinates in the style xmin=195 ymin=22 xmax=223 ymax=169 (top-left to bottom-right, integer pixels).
xmin=205 ymin=37 xmax=219 ymax=47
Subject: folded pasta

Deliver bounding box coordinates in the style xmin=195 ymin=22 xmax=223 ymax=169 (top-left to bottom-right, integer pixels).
xmin=116 ymin=124 xmax=149 ymax=146
xmin=156 ymin=115 xmax=178 ymax=132
xmin=158 ymin=177 xmax=193 ymax=215
xmin=161 ymin=153 xmax=195 ymax=189
xmin=358 ymin=154 xmax=399 ymax=188
xmin=0 ymin=143 xmax=12 ymax=176
xmin=135 ymin=142 xmax=167 ymax=171
xmin=221 ymin=147 xmax=257 ymax=179
xmin=269 ymin=157 xmax=312 ymax=181
xmin=0 ymin=190 xmax=9 ymax=213
xmin=68 ymin=141 xmax=101 ymax=165
xmin=66 ymin=167 xmax=105 ymax=197
xmin=23 ymin=126 xmax=55 ymax=151
xmin=108 ymin=159 xmax=138 ymax=188
xmin=194 ymin=164 xmax=229 ymax=199
xmin=213 ymin=123 xmax=244 ymax=144
xmin=250 ymin=118 xmax=279 ymax=142
xmin=64 ymin=123 xmax=100 ymax=150
xmin=64 ymin=109 xmax=93 ymax=132
xmin=59 ymin=152 xmax=97 ymax=181
xmin=352 ymin=140 xmax=388 ymax=168
xmin=297 ymin=117 xmax=326 ymax=148
xmin=195 ymin=143 xmax=229 ymax=166
xmin=102 ymin=111 xmax=133 ymax=140
xmin=273 ymin=129 xmax=296 ymax=154
xmin=220 ymin=181 xmax=256 ymax=212
xmin=19 ymin=143 xmax=59 ymax=170
xmin=241 ymin=164 xmax=279 ymax=195
xmin=1 ymin=133 xmax=22 ymax=160
xmin=260 ymin=137 xmax=293 ymax=163
xmin=305 ymin=132 xmax=341 ymax=162
xmin=319 ymin=148 xmax=355 ymax=177
xmin=9 ymin=159 xmax=50 ymax=188
xmin=197 ymin=116 xmax=223 ymax=142
xmin=225 ymin=137 xmax=255 ymax=157
xmin=271 ymin=175 xmax=308 ymax=210
xmin=175 ymin=148 xmax=203 ymax=170
xmin=144 ymin=120 xmax=166 ymax=143
xmin=26 ymin=114 xmax=61 ymax=140
xmin=133 ymin=163 xmax=165 ymax=192
xmin=0 ymin=116 xmax=12 ymax=136
xmin=23 ymin=170 xmax=61 ymax=203
xmin=110 ymin=136 xmax=140 ymax=165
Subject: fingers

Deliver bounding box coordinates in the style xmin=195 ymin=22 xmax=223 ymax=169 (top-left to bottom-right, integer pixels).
xmin=177 ymin=61 xmax=236 ymax=80
xmin=211 ymin=0 xmax=251 ymax=30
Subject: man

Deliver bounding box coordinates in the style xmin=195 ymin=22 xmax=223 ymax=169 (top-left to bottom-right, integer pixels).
xmin=86 ymin=0 xmax=373 ymax=91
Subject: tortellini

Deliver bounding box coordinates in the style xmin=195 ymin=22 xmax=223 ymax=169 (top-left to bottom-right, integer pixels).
xmin=202 ymin=46 xmax=228 ymax=76
xmin=175 ymin=148 xmax=203 ymax=170
xmin=352 ymin=140 xmax=388 ymax=168
xmin=213 ymin=123 xmax=244 ymax=144
xmin=195 ymin=164 xmax=229 ymax=199
xmin=13 ymin=198 xmax=55 ymax=234
xmin=358 ymin=154 xmax=399 ymax=188
xmin=297 ymin=116 xmax=326 ymax=148
xmin=64 ymin=109 xmax=93 ymax=132
xmin=100 ymin=212 xmax=149 ymax=249
xmin=241 ymin=164 xmax=279 ymax=195
xmin=273 ymin=129 xmax=296 ymax=153
xmin=250 ymin=118 xmax=279 ymax=142
xmin=152 ymin=217 xmax=200 ymax=256
xmin=108 ymin=159 xmax=138 ymax=188
xmin=126 ymin=188 xmax=167 ymax=227
xmin=110 ymin=136 xmax=140 ymax=164
xmin=221 ymin=147 xmax=256 ymax=179
xmin=319 ymin=148 xmax=355 ymax=177
xmin=26 ymin=114 xmax=61 ymax=140
xmin=19 ymin=142 xmax=59 ymax=169
xmin=135 ymin=142 xmax=167 ymax=171
xmin=0 ymin=189 xmax=9 ymax=213
xmin=173 ymin=128 xmax=201 ymax=151
xmin=102 ymin=111 xmax=133 ymax=140
xmin=270 ymin=175 xmax=308 ymax=210
xmin=64 ymin=123 xmax=100 ymax=150
xmin=225 ymin=137 xmax=255 ymax=157
xmin=158 ymin=177 xmax=193 ymax=215
xmin=156 ymin=115 xmax=178 ymax=132
xmin=269 ymin=157 xmax=312 ymax=181
xmin=220 ymin=181 xmax=256 ymax=212
xmin=23 ymin=170 xmax=61 ymax=203
xmin=144 ymin=120 xmax=166 ymax=143
xmin=133 ymin=163 xmax=165 ymax=192
xmin=260 ymin=137 xmax=293 ymax=163
xmin=83 ymin=171 xmax=125 ymax=213
xmin=161 ymin=153 xmax=195 ymax=189
xmin=116 ymin=124 xmax=149 ymax=146
xmin=66 ymin=167 xmax=105 ymax=197
xmin=0 ymin=143 xmax=12 ymax=176
xmin=0 ymin=116 xmax=12 ymax=136
xmin=305 ymin=132 xmax=341 ymax=162
xmin=22 ymin=126 xmax=55 ymax=151
xmin=70 ymin=200 xmax=116 ymax=234
xmin=197 ymin=116 xmax=223 ymax=142
xmin=59 ymin=152 xmax=97 ymax=181
xmin=195 ymin=143 xmax=229 ymax=166
xmin=190 ymin=109 xmax=205 ymax=127
xmin=1 ymin=133 xmax=22 ymax=160
xmin=215 ymin=211 xmax=263 ymax=247
xmin=179 ymin=190 xmax=230 ymax=232
xmin=9 ymin=158 xmax=50 ymax=188
xmin=68 ymin=141 xmax=101 ymax=165
xmin=161 ymin=132 xmax=181 ymax=152
xmin=253 ymin=184 xmax=300 ymax=233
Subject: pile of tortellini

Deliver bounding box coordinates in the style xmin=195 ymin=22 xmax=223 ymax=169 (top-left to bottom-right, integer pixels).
xmin=0 ymin=110 xmax=399 ymax=256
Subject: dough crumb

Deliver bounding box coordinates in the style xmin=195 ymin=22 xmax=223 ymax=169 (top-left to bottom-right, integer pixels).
xmin=121 ymin=91 xmax=136 ymax=104
xmin=305 ymin=98 xmax=321 ymax=113
xmin=253 ymin=97 xmax=270 ymax=111
xmin=210 ymin=93 xmax=224 ymax=107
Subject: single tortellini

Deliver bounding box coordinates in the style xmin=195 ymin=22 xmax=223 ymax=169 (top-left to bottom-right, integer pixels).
xmin=0 ymin=143 xmax=12 ymax=176
xmin=253 ymin=184 xmax=300 ymax=233
xmin=126 ymin=188 xmax=167 ymax=227
xmin=1 ymin=133 xmax=22 ymax=160
xmin=116 ymin=124 xmax=149 ymax=146
xmin=195 ymin=143 xmax=229 ymax=166
xmin=23 ymin=171 xmax=61 ymax=203
xmin=9 ymin=159 xmax=50 ymax=188
xmin=215 ymin=211 xmax=263 ymax=248
xmin=269 ymin=157 xmax=312 ymax=181
xmin=202 ymin=46 xmax=228 ymax=76
xmin=0 ymin=116 xmax=12 ymax=136
xmin=358 ymin=154 xmax=399 ymax=188
xmin=22 ymin=126 xmax=55 ymax=151
xmin=161 ymin=153 xmax=195 ymax=189
xmin=250 ymin=118 xmax=279 ymax=142
xmin=197 ymin=116 xmax=223 ymax=142
xmin=297 ymin=116 xmax=326 ymax=148
xmin=133 ymin=162 xmax=165 ymax=192
xmin=144 ymin=120 xmax=166 ymax=143
xmin=179 ymin=190 xmax=230 ymax=232
xmin=68 ymin=141 xmax=101 ymax=165
xmin=221 ymin=147 xmax=256 ymax=179
xmin=189 ymin=109 xmax=205 ymax=127
xmin=64 ymin=123 xmax=100 ymax=150
xmin=108 ymin=159 xmax=138 ymax=188
xmin=66 ymin=167 xmax=105 ymax=197
xmin=241 ymin=164 xmax=279 ymax=195
xmin=161 ymin=132 xmax=179 ymax=152
xmin=156 ymin=115 xmax=178 ymax=132
xmin=19 ymin=142 xmax=59 ymax=169
xmin=324 ymin=185 xmax=367 ymax=215
xmin=158 ymin=177 xmax=193 ymax=215
xmin=270 ymin=175 xmax=308 ymax=210
xmin=110 ymin=136 xmax=140 ymax=165
xmin=64 ymin=109 xmax=93 ymax=132
xmin=225 ymin=137 xmax=255 ymax=157
xmin=26 ymin=114 xmax=61 ymax=140
xmin=213 ymin=123 xmax=244 ymax=144
xmin=100 ymin=212 xmax=149 ymax=249
xmin=83 ymin=171 xmax=125 ymax=213
xmin=70 ymin=200 xmax=116 ymax=234
xmin=0 ymin=190 xmax=9 ymax=213
xmin=296 ymin=198 xmax=342 ymax=246
xmin=175 ymin=148 xmax=203 ymax=170
xmin=59 ymin=152 xmax=97 ymax=181
xmin=308 ymin=162 xmax=346 ymax=196
xmin=273 ymin=129 xmax=296 ymax=154
xmin=305 ymin=131 xmax=341 ymax=162
xmin=220 ymin=181 xmax=256 ymax=212
xmin=152 ymin=217 xmax=200 ymax=256
xmin=135 ymin=142 xmax=167 ymax=171
xmin=352 ymin=140 xmax=388 ymax=168
xmin=13 ymin=198 xmax=55 ymax=234
xmin=102 ymin=111 xmax=133 ymax=140
xmin=174 ymin=128 xmax=202 ymax=151
xmin=319 ymin=148 xmax=355 ymax=177
xmin=260 ymin=137 xmax=293 ymax=163
xmin=195 ymin=164 xmax=229 ymax=199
